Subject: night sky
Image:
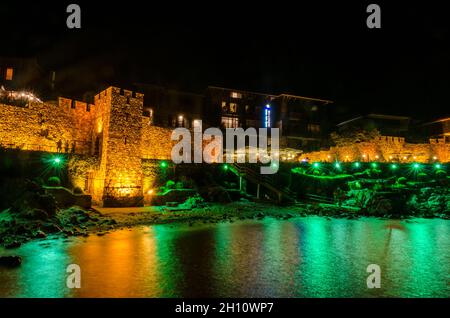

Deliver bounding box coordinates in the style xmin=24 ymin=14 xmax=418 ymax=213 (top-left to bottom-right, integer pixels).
xmin=2 ymin=1 xmax=449 ymax=121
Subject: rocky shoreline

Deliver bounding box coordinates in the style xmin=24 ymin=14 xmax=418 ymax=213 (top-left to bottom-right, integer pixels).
xmin=1 ymin=198 xmax=449 ymax=268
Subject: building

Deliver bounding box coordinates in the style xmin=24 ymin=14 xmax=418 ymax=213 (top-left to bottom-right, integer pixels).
xmin=134 ymin=83 xmax=204 ymax=128
xmin=336 ymin=113 xmax=411 ymax=137
xmin=420 ymin=117 xmax=450 ymax=142
xmin=0 ymin=57 xmax=44 ymax=91
xmin=274 ymin=94 xmax=333 ymax=151
xmin=204 ymin=86 xmax=333 ymax=152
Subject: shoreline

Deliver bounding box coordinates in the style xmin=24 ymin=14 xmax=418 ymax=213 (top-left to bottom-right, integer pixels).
xmin=1 ymin=200 xmax=449 ymax=252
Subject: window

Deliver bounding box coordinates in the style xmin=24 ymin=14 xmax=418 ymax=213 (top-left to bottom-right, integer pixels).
xmin=307 ymin=124 xmax=320 ymax=133
xmin=221 ymin=116 xmax=239 ymax=128
xmin=229 ymin=103 xmax=237 ymax=113
xmin=6 ymin=68 xmax=13 ymax=81
xmin=221 ymin=101 xmax=228 ymax=112
xmin=230 ymin=92 xmax=242 ymax=99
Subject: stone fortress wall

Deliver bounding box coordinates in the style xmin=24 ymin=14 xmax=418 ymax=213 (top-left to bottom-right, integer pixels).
xmin=299 ymin=135 xmax=450 ymax=163
xmin=0 ymin=86 xmax=174 ymax=206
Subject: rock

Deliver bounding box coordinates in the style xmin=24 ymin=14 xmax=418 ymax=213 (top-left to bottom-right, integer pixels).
xmin=25 ymin=209 xmax=49 ymax=220
xmin=255 ymin=212 xmax=265 ymax=219
xmin=0 ymin=256 xmax=22 ymax=267
xmin=64 ymin=230 xmax=75 ymax=237
xmin=34 ymin=230 xmax=47 ymax=238
xmin=4 ymin=241 xmax=21 ymax=249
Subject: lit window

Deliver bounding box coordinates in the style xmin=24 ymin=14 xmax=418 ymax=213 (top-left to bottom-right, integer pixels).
xmin=221 ymin=101 xmax=228 ymax=112
xmin=221 ymin=116 xmax=239 ymax=128
xmin=264 ymin=104 xmax=271 ymax=128
xmin=5 ymin=68 xmax=13 ymax=80
xmin=177 ymin=115 xmax=184 ymax=127
xmin=193 ymin=119 xmax=201 ymax=129
xmin=229 ymin=103 xmax=237 ymax=113
xmin=231 ymin=92 xmax=242 ymax=99
xmin=307 ymin=124 xmax=320 ymax=133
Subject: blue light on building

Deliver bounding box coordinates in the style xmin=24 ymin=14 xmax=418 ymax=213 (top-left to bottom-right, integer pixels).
xmin=265 ymin=104 xmax=271 ymax=128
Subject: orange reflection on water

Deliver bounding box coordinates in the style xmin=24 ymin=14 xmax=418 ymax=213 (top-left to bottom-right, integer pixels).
xmin=68 ymin=227 xmax=161 ymax=297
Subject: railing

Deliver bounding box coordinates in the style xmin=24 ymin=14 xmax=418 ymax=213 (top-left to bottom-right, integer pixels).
xmin=0 ymin=141 xmax=91 ymax=155
xmin=229 ymin=162 xmax=297 ymax=200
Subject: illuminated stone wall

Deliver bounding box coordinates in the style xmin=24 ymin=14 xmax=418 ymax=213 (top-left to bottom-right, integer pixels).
xmin=92 ymin=87 xmax=145 ymax=206
xmin=141 ymin=122 xmax=174 ymax=159
xmin=0 ymin=98 xmax=95 ymax=153
xmin=0 ymin=86 xmax=187 ymax=206
xmin=300 ymin=136 xmax=450 ymax=163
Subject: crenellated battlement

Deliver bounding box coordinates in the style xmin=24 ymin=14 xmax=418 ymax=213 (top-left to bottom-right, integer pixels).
xmin=95 ymin=86 xmax=144 ymax=102
xmin=58 ymin=97 xmax=95 ymax=112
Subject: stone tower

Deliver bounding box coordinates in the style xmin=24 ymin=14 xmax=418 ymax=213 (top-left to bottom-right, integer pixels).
xmin=93 ymin=87 xmax=144 ymax=206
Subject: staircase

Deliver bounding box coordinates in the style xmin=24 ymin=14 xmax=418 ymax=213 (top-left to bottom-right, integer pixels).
xmin=229 ymin=163 xmax=297 ymax=204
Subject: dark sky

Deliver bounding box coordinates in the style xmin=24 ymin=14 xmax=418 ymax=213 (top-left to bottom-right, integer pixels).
xmin=2 ymin=1 xmax=450 ymax=120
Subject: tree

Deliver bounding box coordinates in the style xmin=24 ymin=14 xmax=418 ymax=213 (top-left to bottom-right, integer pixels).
xmin=330 ymin=128 xmax=381 ymax=146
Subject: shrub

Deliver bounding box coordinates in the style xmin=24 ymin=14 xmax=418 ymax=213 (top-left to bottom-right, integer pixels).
xmin=73 ymin=186 xmax=83 ymax=194
xmin=417 ymin=172 xmax=428 ymax=181
xmin=175 ymin=181 xmax=184 ymax=189
xmin=47 ymin=176 xmax=61 ymax=187
xmin=396 ymin=177 xmax=407 ymax=185
xmin=435 ymin=169 xmax=447 ymax=180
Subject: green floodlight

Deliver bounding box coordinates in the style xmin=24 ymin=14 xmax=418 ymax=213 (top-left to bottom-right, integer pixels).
xmin=371 ymin=162 xmax=378 ymax=168
xmin=160 ymin=161 xmax=168 ymax=168
xmin=391 ymin=164 xmax=397 ymax=170
xmin=271 ymin=162 xmax=278 ymax=169
xmin=51 ymin=156 xmax=63 ymax=166
xmin=413 ymin=163 xmax=420 ymax=170
xmin=223 ymin=164 xmax=229 ymax=170
xmin=434 ymin=163 xmax=441 ymax=169
xmin=354 ymin=162 xmax=360 ymax=168
xmin=334 ymin=162 xmax=341 ymax=169
xmin=313 ymin=162 xmax=320 ymax=169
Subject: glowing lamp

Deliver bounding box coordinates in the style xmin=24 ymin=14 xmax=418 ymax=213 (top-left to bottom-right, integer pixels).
xmin=371 ymin=162 xmax=377 ymax=168
xmin=147 ymin=189 xmax=154 ymax=195
xmin=223 ymin=164 xmax=229 ymax=170
xmin=313 ymin=162 xmax=320 ymax=168
xmin=435 ymin=163 xmax=441 ymax=169
xmin=160 ymin=161 xmax=168 ymax=168
xmin=335 ymin=162 xmax=341 ymax=169
xmin=391 ymin=164 xmax=397 ymax=170
xmin=413 ymin=163 xmax=420 ymax=169
xmin=52 ymin=157 xmax=62 ymax=165
xmin=354 ymin=162 xmax=360 ymax=168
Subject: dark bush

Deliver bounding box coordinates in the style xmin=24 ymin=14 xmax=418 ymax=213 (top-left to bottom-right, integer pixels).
xmin=47 ymin=176 xmax=61 ymax=187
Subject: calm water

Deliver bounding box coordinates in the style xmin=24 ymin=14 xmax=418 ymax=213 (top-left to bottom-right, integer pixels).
xmin=0 ymin=217 xmax=449 ymax=298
